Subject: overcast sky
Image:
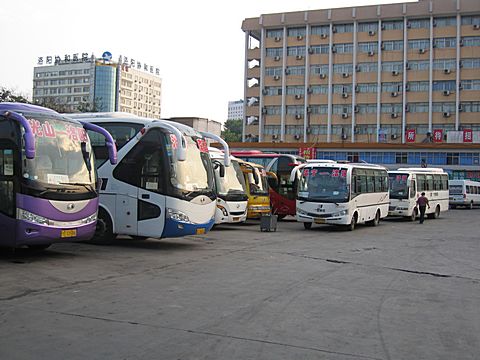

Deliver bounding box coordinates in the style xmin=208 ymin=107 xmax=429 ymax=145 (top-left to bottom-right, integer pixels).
xmin=0 ymin=0 xmax=409 ymax=123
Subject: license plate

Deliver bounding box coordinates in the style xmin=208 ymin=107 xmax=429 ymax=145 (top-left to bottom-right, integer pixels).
xmin=232 ymin=217 xmax=240 ymax=222
xmin=196 ymin=228 xmax=206 ymax=235
xmin=314 ymin=218 xmax=326 ymax=224
xmin=61 ymin=229 xmax=77 ymax=238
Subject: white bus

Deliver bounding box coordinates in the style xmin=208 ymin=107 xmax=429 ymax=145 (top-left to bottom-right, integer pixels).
xmin=291 ymin=161 xmax=389 ymax=230
xmin=388 ymin=168 xmax=449 ymax=220
xmin=69 ymin=113 xmax=229 ymax=242
xmin=209 ymin=148 xmax=248 ymax=224
xmin=449 ymin=179 xmax=480 ymax=209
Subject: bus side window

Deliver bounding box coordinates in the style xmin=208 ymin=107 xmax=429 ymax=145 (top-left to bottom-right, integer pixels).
xmin=417 ymin=175 xmax=425 ymax=192
xmin=0 ymin=149 xmax=15 ymax=217
xmin=410 ymin=180 xmax=416 ymax=198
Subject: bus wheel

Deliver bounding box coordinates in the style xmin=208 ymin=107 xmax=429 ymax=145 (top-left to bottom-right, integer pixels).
xmin=93 ymin=209 xmax=115 ymax=244
xmin=428 ymin=205 xmax=441 ymax=219
xmin=346 ymin=214 xmax=357 ymax=231
xmin=303 ymin=222 xmax=312 ymax=230
xmin=468 ymin=201 xmax=473 ymax=210
xmin=409 ymin=208 xmax=417 ymax=221
xmin=277 ymin=214 xmax=286 ymax=220
xmin=27 ymin=244 xmax=51 ymax=251
xmin=368 ymin=210 xmax=380 ymax=226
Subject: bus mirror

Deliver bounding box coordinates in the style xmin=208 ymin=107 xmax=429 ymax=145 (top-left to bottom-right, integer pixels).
xmin=219 ymin=164 xmax=225 ymax=178
xmin=4 ymin=111 xmax=35 ymax=159
xmin=200 ymin=131 xmax=230 ymax=166
xmin=267 ymin=172 xmax=278 ymax=188
xmin=253 ymin=169 xmax=259 ymax=184
xmin=80 ymin=121 xmax=118 ymax=165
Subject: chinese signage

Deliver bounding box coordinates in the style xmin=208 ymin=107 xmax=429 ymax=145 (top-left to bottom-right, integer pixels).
xmin=406 ymin=129 xmax=416 ymax=143
xmin=118 ymin=54 xmax=160 ymax=76
xmin=37 ymin=53 xmax=93 ymax=66
xmin=299 ymin=147 xmax=316 ymax=160
xmin=463 ymin=129 xmax=473 ymax=143
xmin=28 ymin=119 xmax=88 ymax=142
xmin=432 ymin=129 xmax=443 ymax=143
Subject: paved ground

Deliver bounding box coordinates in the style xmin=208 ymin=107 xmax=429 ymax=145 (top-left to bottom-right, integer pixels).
xmin=0 ymin=209 xmax=479 ymax=360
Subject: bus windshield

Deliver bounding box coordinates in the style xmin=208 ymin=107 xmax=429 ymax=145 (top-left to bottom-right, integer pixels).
xmin=388 ymin=173 xmax=409 ymax=199
xmin=247 ymin=168 xmax=269 ymax=196
xmin=298 ymin=167 xmax=349 ymax=202
xmin=22 ymin=114 xmax=96 ymax=194
xmin=214 ymin=160 xmax=247 ymax=201
xmin=169 ymin=136 xmax=215 ymax=197
xmin=449 ymin=185 xmax=463 ymax=194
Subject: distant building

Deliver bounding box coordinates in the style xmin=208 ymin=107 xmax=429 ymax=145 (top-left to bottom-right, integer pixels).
xmin=228 ymin=100 xmax=244 ymax=120
xmin=168 ymin=117 xmax=222 ymax=138
xmin=33 ymin=52 xmax=162 ymax=118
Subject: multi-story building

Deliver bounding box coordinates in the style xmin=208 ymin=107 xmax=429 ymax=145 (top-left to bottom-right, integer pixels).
xmin=33 ymin=52 xmax=162 ymax=118
xmin=241 ymin=0 xmax=480 ymax=144
xmin=228 ymin=100 xmax=244 ymax=121
xmin=169 ymin=117 xmax=222 ymax=138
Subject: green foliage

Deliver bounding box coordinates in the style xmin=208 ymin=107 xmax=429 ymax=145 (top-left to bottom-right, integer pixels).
xmin=222 ymin=119 xmax=242 ymax=142
xmin=0 ymin=87 xmax=31 ymax=104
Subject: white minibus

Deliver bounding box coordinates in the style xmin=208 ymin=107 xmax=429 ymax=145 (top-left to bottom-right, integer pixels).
xmin=388 ymin=168 xmax=449 ymax=220
xmin=449 ymin=179 xmax=480 ymax=209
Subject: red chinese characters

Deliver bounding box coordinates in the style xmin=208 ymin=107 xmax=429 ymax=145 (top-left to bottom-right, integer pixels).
xmin=42 ymin=121 xmax=56 ymax=138
xmin=196 ymin=139 xmax=208 ymax=153
xmin=299 ymin=147 xmax=316 ymax=160
xmin=432 ymin=129 xmax=443 ymax=143
xmin=463 ymin=129 xmax=473 ymax=143
xmin=332 ymin=169 xmax=340 ymax=177
xmin=29 ymin=119 xmax=44 ymax=137
xmin=406 ymin=129 xmax=416 ymax=143
xmin=169 ymin=134 xmax=178 ymax=149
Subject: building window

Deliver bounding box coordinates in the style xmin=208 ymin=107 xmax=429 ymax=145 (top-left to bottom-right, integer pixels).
xmin=462 ymin=36 xmax=480 ymax=47
xmin=286 ymin=66 xmax=305 ymax=76
xmin=381 ymin=82 xmax=402 ymax=93
xmin=287 ymin=27 xmax=306 ymax=37
xmin=311 ymin=25 xmax=329 ymax=36
xmin=382 ymin=61 xmax=403 ymax=73
xmin=461 ymin=16 xmax=480 ymax=26
xmin=408 ymin=18 xmax=430 ymax=29
xmin=434 ymin=37 xmax=456 ymax=48
xmin=432 ymin=102 xmax=455 ymax=112
xmin=265 ymin=106 xmax=281 ymax=115
xmin=382 ymin=40 xmax=403 ymax=51
xmin=395 ymin=152 xmax=408 ymax=164
xmin=435 ymin=17 xmax=456 ymax=27
xmin=333 ymin=63 xmax=353 ymax=74
xmin=333 ymin=23 xmax=354 ymax=33
xmin=333 ymin=105 xmax=351 ymax=114
xmin=408 ymin=39 xmax=430 ymax=50
xmin=266 ymin=29 xmax=283 ymax=38
xmin=265 ymin=67 xmax=282 ymax=76
xmin=382 ymin=20 xmax=403 ymax=30
xmin=461 ymin=80 xmax=480 ymax=91
xmin=358 ymin=22 xmax=378 ymax=33
xmin=460 ymin=102 xmax=480 ymax=112
xmin=310 ymin=85 xmax=329 ymax=95
xmin=333 ymin=84 xmax=352 ymax=94
xmin=408 ymin=60 xmax=429 ymax=71
xmin=310 ymin=64 xmax=329 ymax=75
xmin=286 ymin=86 xmax=304 ymax=95
xmin=446 ymin=153 xmax=459 ymax=165
xmin=461 ymin=58 xmax=480 ymax=68
xmin=287 ymin=46 xmax=306 ymax=56
xmin=309 ymin=44 xmax=329 ymax=54
xmin=357 ymin=62 xmax=378 ymax=73
xmin=357 ymin=104 xmax=377 ymax=114
xmin=358 ymin=42 xmax=377 ymax=53
xmin=310 ymin=105 xmax=328 ymax=114
xmin=333 ymin=43 xmax=353 ymax=54
xmin=264 ymin=125 xmax=281 ymax=135
xmin=433 ymin=59 xmax=456 ymax=70
xmin=264 ymin=86 xmax=282 ymax=96
xmin=381 ymin=103 xmax=402 ymax=113
xmin=286 ymin=105 xmax=304 ymax=115
xmin=356 ymin=83 xmax=377 ymax=93
xmin=408 ymin=81 xmax=429 ymax=92
xmin=432 ymin=81 xmax=456 ymax=92
xmin=408 ymin=103 xmax=429 ymax=112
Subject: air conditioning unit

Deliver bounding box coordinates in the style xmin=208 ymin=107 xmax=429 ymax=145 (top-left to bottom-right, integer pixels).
xmin=294 ymin=134 xmax=301 ymax=140
xmin=392 ymin=70 xmax=399 ymax=76
xmin=355 ymin=85 xmax=360 ymax=93
xmin=331 ymin=46 xmax=337 ymax=53
xmin=262 ymin=88 xmax=268 ymax=95
xmin=307 ymin=87 xmax=313 ymax=94
xmin=391 ymin=134 xmax=398 ymax=140
xmin=406 ymin=62 xmax=411 ymax=70
xmin=307 ymin=106 xmax=312 ymax=113
xmin=354 ymin=105 xmax=359 ymax=113
xmin=381 ymin=23 xmax=386 ymax=30
xmin=380 ymin=42 xmax=385 ymax=50
xmin=432 ymin=19 xmax=437 ymax=27
xmin=262 ymin=107 xmax=268 ymax=114
xmin=459 ymin=39 xmax=464 ymax=47
xmin=320 ymin=33 xmax=328 ymax=39
xmin=306 ymin=126 xmax=312 ymax=134
xmin=341 ymin=113 xmax=349 ymax=119
xmin=406 ymin=21 xmax=411 ymax=29
xmin=459 ymin=60 xmax=464 ymax=68
xmin=296 ymin=55 xmax=303 ymax=60
xmin=391 ymin=112 xmax=399 ymax=118
xmin=459 ymin=82 xmax=463 ymax=90
xmin=295 ymin=114 xmax=303 ymax=120
xmin=272 ymin=134 xmax=279 ymax=139
xmin=274 ymin=55 xmax=281 ymax=61
xmin=405 ymin=84 xmax=410 ymax=92
xmin=297 ymin=35 xmax=304 ymax=40
xmin=308 ymin=47 xmax=314 ymax=54
xmin=405 ymin=105 xmax=410 ymax=112
xmin=342 ymin=72 xmax=350 ymax=78
xmin=341 ymin=133 xmax=348 ymax=140
xmin=273 ymin=75 xmax=280 ymax=80
xmin=418 ymin=48 xmax=426 ymax=54
xmin=367 ymin=51 xmax=375 ymax=57
xmin=459 ymin=104 xmax=464 ymax=112
xmin=295 ymin=94 xmax=303 ymax=100
xmin=391 ymin=92 xmax=398 ymax=97
xmin=319 ymin=73 xmax=327 ymax=79
xmin=332 ymin=26 xmax=337 ymax=33
xmin=355 ymin=65 xmax=360 ymax=72
xmin=285 ymin=68 xmax=290 ymax=75
xmin=342 ymin=92 xmax=349 ymax=98
xmin=474 ymin=24 xmax=480 ymax=30
xmin=368 ymin=30 xmax=376 ymax=36
xmin=443 ymin=68 xmax=451 ymax=74
xmin=274 ymin=36 xmax=282 ymax=42
xmin=443 ymin=112 xmax=451 ymax=118
xmin=443 ymin=90 xmax=451 ymax=96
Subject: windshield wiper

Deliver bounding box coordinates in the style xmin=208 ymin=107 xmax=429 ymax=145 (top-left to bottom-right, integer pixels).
xmin=59 ymin=182 xmax=97 ymax=194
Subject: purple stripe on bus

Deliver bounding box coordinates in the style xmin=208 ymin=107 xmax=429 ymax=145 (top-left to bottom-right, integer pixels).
xmin=16 ymin=193 xmax=98 ymax=221
xmin=15 ymin=220 xmax=95 ymax=246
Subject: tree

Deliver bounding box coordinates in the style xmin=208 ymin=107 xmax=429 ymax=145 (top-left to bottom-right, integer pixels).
xmin=222 ymin=119 xmax=242 ymax=142
xmin=34 ymin=97 xmax=70 ymax=113
xmin=77 ymin=97 xmax=104 ymax=113
xmin=0 ymin=87 xmax=31 ymax=104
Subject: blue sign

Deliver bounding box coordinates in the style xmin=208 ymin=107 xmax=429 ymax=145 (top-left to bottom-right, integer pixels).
xmin=102 ymin=51 xmax=113 ymax=61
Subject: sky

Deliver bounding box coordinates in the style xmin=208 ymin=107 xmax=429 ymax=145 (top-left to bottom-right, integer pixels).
xmin=0 ymin=0 xmax=410 ymax=123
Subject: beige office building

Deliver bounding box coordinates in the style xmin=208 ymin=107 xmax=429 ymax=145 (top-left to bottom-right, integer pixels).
xmin=242 ymin=0 xmax=480 ymax=144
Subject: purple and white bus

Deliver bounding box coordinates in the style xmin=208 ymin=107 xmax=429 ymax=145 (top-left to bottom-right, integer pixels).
xmin=0 ymin=103 xmax=117 ymax=249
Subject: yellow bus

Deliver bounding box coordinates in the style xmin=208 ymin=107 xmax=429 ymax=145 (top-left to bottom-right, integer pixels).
xmin=238 ymin=160 xmax=273 ymax=219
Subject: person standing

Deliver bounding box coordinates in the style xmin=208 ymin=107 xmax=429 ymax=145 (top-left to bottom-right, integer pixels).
xmin=416 ymin=192 xmax=430 ymax=224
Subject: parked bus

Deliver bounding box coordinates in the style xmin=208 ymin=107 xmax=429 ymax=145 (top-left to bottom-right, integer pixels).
xmin=237 ymin=159 xmax=272 ymax=219
xmin=291 ymin=161 xmax=389 ymax=230
xmin=449 ymin=179 xmax=480 ymax=209
xmin=388 ymin=168 xmax=449 ymax=220
xmin=0 ymin=103 xmax=117 ymax=249
xmin=69 ymin=112 xmax=228 ymax=242
xmin=230 ymin=151 xmax=305 ymax=218
xmin=209 ymin=148 xmax=248 ymax=224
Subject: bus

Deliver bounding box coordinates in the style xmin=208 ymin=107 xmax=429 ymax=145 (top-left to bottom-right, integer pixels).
xmin=388 ymin=168 xmax=449 ymax=220
xmin=291 ymin=161 xmax=389 ymax=230
xmin=209 ymin=148 xmax=248 ymax=224
xmin=69 ymin=112 xmax=228 ymax=242
xmin=230 ymin=150 xmax=305 ymax=218
xmin=237 ymin=160 xmax=272 ymax=219
xmin=0 ymin=103 xmax=117 ymax=249
xmin=449 ymin=179 xmax=480 ymax=209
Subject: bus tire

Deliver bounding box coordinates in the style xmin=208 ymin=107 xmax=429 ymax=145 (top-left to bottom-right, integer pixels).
xmin=277 ymin=214 xmax=287 ymax=220
xmin=345 ymin=214 xmax=357 ymax=231
xmin=409 ymin=208 xmax=417 ymax=221
xmin=27 ymin=244 xmax=51 ymax=251
xmin=468 ymin=201 xmax=473 ymax=210
xmin=303 ymin=222 xmax=312 ymax=230
xmin=92 ymin=209 xmax=116 ymax=244
xmin=368 ymin=210 xmax=380 ymax=226
xmin=428 ymin=205 xmax=441 ymax=219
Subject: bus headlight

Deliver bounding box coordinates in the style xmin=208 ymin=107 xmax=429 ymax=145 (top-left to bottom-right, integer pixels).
xmin=82 ymin=213 xmax=97 ymax=224
xmin=332 ymin=209 xmax=349 ymax=217
xmin=396 ymin=206 xmax=408 ymax=211
xmin=166 ymin=208 xmax=191 ymax=223
xmin=216 ymin=205 xmax=228 ymax=216
xmin=297 ymin=209 xmax=308 ymax=215
xmin=17 ymin=209 xmax=49 ymax=225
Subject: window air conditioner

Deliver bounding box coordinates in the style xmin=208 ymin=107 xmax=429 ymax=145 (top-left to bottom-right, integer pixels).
xmin=332 ymin=26 xmax=337 ymax=33
xmin=443 ymin=68 xmax=451 ymax=74
xmin=294 ymin=134 xmax=301 ymax=140
xmin=297 ymin=35 xmax=304 ymax=40
xmin=342 ymin=72 xmax=350 ymax=78
xmin=272 ymin=134 xmax=279 ymax=139
xmin=392 ymin=70 xmax=399 ymax=76
xmin=405 ymin=84 xmax=410 ymax=91
xmin=443 ymin=90 xmax=451 ymax=96
xmin=308 ymin=47 xmax=314 ymax=54
xmin=273 ymin=75 xmax=280 ymax=80
xmin=391 ymin=112 xmax=399 ymax=118
xmin=262 ymin=89 xmax=268 ymax=95
xmin=459 ymin=104 xmax=464 ymax=112
xmin=320 ymin=33 xmax=328 ymax=39
xmin=354 ymin=105 xmax=359 ymax=113
xmin=296 ymin=55 xmax=303 ymax=60
xmin=406 ymin=22 xmax=411 ymax=29
xmin=443 ymin=112 xmax=451 ymax=118
xmin=319 ymin=73 xmax=327 ymax=79
xmin=391 ymin=92 xmax=398 ymax=97
xmin=368 ymin=30 xmax=376 ymax=36
xmin=295 ymin=94 xmax=303 ymax=99
xmin=307 ymin=87 xmax=313 ymax=94
xmin=342 ymin=92 xmax=349 ymax=98
xmin=406 ymin=62 xmax=411 ymax=70
xmin=307 ymin=106 xmax=312 ymax=113
xmin=341 ymin=134 xmax=348 ymax=140
xmin=332 ymin=46 xmax=337 ymax=53
xmin=355 ymin=65 xmax=361 ymax=72
xmin=418 ymin=48 xmax=426 ymax=54
xmin=262 ymin=107 xmax=267 ymax=114
xmin=295 ymin=114 xmax=303 ymax=119
xmin=342 ymin=113 xmax=349 ymax=119
xmin=368 ymin=51 xmax=375 ymax=57
xmin=474 ymin=24 xmax=480 ymax=30
xmin=306 ymin=127 xmax=312 ymax=134
xmin=274 ymin=55 xmax=281 ymax=61
xmin=274 ymin=36 xmax=282 ymax=42
xmin=391 ymin=134 xmax=398 ymax=140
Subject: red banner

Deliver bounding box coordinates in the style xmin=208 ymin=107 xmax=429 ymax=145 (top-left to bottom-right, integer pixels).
xmin=432 ymin=129 xmax=443 ymax=143
xmin=299 ymin=147 xmax=316 ymax=160
xmin=463 ymin=129 xmax=473 ymax=143
xmin=406 ymin=129 xmax=416 ymax=143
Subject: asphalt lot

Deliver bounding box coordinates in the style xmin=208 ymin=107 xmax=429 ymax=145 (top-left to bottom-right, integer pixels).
xmin=0 ymin=209 xmax=479 ymax=360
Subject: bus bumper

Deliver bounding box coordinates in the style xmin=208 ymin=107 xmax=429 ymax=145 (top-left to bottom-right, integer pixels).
xmin=162 ymin=217 xmax=215 ymax=238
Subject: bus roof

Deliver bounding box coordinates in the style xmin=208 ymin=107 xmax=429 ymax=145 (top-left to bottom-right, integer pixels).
xmin=448 ymin=179 xmax=480 ymax=185
xmin=231 ymin=151 xmax=305 ymax=161
xmin=0 ymin=102 xmax=60 ymax=116
xmin=304 ymin=162 xmax=387 ymax=170
xmin=395 ymin=167 xmax=446 ymax=173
